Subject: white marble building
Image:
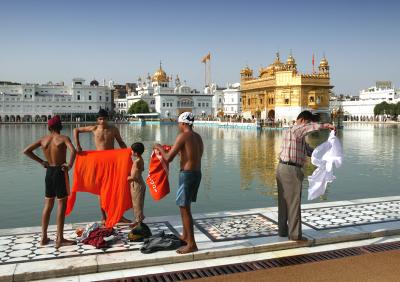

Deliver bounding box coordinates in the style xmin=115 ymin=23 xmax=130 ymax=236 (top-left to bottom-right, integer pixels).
xmin=222 ymin=83 xmax=242 ymax=116
xmin=115 ymin=98 xmax=128 ymax=114
xmin=206 ymin=83 xmax=242 ymax=117
xmin=121 ymin=65 xmax=213 ymax=118
xmin=330 ymin=82 xmax=399 ymax=120
xmin=206 ymin=84 xmax=225 ymax=116
xmin=0 ymin=78 xmax=112 ymax=122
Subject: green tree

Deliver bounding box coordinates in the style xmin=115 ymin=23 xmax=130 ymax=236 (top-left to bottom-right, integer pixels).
xmin=127 ymin=100 xmax=150 ymax=114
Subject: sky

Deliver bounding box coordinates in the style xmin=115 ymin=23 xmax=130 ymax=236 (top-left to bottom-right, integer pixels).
xmin=0 ymin=0 xmax=399 ymax=95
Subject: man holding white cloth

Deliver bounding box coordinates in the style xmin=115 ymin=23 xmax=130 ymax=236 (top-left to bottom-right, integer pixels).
xmin=276 ymin=111 xmax=335 ymax=241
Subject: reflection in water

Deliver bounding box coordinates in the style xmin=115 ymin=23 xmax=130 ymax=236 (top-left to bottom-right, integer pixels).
xmin=0 ymin=123 xmax=399 ymax=228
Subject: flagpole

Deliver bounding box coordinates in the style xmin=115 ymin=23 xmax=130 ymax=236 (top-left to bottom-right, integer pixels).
xmin=204 ymin=61 xmax=207 ymax=87
xmin=208 ymin=53 xmax=211 ymax=86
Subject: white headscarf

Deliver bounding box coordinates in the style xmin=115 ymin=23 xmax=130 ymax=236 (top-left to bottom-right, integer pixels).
xmin=178 ymin=112 xmax=195 ymax=125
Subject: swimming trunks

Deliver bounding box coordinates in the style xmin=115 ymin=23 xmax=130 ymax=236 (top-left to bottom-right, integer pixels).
xmin=45 ymin=166 xmax=68 ymax=198
xmin=176 ymin=170 xmax=202 ymax=207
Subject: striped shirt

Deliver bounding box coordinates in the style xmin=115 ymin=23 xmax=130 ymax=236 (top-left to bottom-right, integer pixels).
xmin=279 ymin=123 xmax=323 ymax=166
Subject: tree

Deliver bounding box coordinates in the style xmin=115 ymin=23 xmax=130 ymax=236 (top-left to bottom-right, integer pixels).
xmin=128 ymin=100 xmax=150 ymax=114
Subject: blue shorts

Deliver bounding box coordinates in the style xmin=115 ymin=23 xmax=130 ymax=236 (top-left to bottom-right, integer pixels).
xmin=176 ymin=170 xmax=202 ymax=207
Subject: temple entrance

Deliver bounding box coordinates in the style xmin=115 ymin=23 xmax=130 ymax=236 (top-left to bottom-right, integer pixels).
xmin=267 ymin=109 xmax=275 ymax=120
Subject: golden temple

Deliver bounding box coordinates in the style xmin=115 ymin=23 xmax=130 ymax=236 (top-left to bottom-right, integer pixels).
xmin=240 ymin=52 xmax=332 ymax=122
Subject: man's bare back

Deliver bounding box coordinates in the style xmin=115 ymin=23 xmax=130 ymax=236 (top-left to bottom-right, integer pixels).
xmin=23 ymin=116 xmax=76 ymax=249
xmin=24 ymin=133 xmax=75 ymax=169
xmin=41 ymin=134 xmax=69 ymax=166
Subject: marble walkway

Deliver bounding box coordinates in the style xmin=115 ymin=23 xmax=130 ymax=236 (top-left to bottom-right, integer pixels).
xmin=1 ymin=195 xmax=400 ymax=282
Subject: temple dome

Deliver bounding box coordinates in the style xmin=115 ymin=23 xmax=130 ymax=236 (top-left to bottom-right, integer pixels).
xmin=90 ymin=79 xmax=99 ymax=86
xmin=152 ymin=66 xmax=169 ymax=82
xmin=319 ymin=57 xmax=329 ymax=67
xmin=286 ymin=55 xmax=296 ymax=65
xmin=240 ymin=66 xmax=253 ymax=76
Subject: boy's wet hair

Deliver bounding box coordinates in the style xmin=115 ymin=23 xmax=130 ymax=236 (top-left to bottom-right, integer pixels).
xmin=131 ymin=142 xmax=144 ymax=155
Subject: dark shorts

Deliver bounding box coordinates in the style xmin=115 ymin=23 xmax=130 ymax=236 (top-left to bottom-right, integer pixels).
xmin=176 ymin=170 xmax=202 ymax=207
xmin=45 ymin=166 xmax=68 ymax=199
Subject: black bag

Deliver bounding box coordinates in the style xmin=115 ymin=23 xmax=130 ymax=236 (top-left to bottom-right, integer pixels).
xmin=128 ymin=222 xmax=152 ymax=242
xmin=140 ymin=231 xmax=184 ymax=254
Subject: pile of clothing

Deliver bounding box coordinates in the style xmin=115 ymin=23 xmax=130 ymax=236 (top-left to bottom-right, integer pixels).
xmin=140 ymin=231 xmax=184 ymax=254
xmin=128 ymin=222 xmax=152 ymax=242
xmin=76 ymin=222 xmax=117 ymax=249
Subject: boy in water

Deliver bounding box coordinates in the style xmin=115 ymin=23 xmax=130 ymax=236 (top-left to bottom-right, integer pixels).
xmin=127 ymin=142 xmax=146 ymax=228
xmin=73 ymin=109 xmax=131 ymax=224
xmin=23 ymin=115 xmax=76 ymax=248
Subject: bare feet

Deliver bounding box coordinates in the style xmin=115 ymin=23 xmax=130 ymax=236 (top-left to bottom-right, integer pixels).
xmin=176 ymin=244 xmax=198 ymax=254
xmin=118 ymin=216 xmax=132 ymax=224
xmin=40 ymin=237 xmax=51 ymax=246
xmin=56 ymin=238 xmax=76 ymax=249
xmin=179 ymin=236 xmax=188 ymax=245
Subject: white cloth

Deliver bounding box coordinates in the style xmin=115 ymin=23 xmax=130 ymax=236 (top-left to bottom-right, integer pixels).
xmin=308 ymin=131 xmax=343 ymax=200
xmin=178 ymin=112 xmax=194 ymax=125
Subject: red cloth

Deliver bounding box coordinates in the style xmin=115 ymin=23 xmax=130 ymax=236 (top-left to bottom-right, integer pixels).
xmin=48 ymin=115 xmax=61 ymax=127
xmin=66 ymin=148 xmax=133 ymax=227
xmin=82 ymin=227 xmax=115 ymax=249
xmin=146 ymin=145 xmax=171 ymax=201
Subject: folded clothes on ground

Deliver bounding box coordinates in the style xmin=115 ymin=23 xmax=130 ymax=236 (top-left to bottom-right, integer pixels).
xmin=140 ymin=231 xmax=183 ymax=254
xmin=82 ymin=227 xmax=116 ymax=249
xmin=77 ymin=222 xmax=101 ymax=242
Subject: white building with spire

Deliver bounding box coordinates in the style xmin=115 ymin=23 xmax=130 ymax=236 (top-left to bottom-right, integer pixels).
xmin=121 ymin=64 xmax=213 ymax=118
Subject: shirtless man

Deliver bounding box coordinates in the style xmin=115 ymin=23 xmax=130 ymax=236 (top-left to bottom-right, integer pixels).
xmin=23 ymin=115 xmax=76 ymax=248
xmin=73 ymin=109 xmax=131 ymax=224
xmin=154 ymin=112 xmax=203 ymax=254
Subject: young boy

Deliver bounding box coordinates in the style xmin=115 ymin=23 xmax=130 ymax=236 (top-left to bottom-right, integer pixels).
xmin=23 ymin=115 xmax=76 ymax=248
xmin=127 ymin=142 xmax=146 ymax=228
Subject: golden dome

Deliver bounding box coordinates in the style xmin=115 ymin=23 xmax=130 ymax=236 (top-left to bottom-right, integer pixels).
xmin=286 ymin=55 xmax=296 ymax=65
xmin=319 ymin=57 xmax=329 ymax=67
xmin=240 ymin=66 xmax=253 ymax=76
xmin=152 ymin=65 xmax=169 ymax=82
xmin=272 ymin=53 xmax=285 ymax=71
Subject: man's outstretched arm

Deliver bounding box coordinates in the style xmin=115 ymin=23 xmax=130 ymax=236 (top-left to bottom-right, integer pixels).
xmin=114 ymin=128 xmax=127 ymax=148
xmin=73 ymin=126 xmax=95 ymax=152
xmin=154 ymin=134 xmax=185 ymax=163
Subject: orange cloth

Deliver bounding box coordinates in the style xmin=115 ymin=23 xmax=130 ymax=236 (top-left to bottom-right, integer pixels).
xmin=66 ymin=148 xmax=133 ymax=227
xmin=146 ymin=145 xmax=171 ymax=201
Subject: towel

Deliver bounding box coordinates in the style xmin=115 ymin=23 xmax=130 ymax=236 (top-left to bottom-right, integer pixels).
xmin=146 ymin=145 xmax=171 ymax=201
xmin=308 ymin=131 xmax=343 ymax=200
xmin=66 ymin=148 xmax=133 ymax=227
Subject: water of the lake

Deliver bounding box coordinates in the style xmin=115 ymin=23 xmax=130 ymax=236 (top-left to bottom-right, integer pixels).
xmin=0 ymin=123 xmax=399 ymax=228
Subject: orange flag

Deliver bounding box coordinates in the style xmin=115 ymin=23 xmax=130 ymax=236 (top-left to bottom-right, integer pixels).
xmin=201 ymin=52 xmax=211 ymax=63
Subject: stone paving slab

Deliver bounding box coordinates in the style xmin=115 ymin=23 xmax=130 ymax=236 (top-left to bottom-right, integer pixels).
xmin=1 ymin=196 xmax=400 ymax=281
xmin=36 ymin=234 xmax=400 ymax=282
